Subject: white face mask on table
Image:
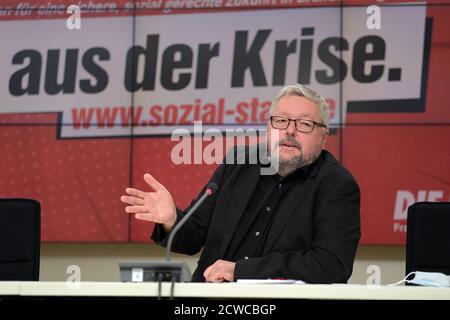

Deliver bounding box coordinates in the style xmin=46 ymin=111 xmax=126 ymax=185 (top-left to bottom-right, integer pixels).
xmin=389 ymin=271 xmax=450 ymax=287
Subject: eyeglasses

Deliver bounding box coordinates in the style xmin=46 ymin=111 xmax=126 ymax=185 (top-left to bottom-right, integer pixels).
xmin=270 ymin=115 xmax=327 ymax=133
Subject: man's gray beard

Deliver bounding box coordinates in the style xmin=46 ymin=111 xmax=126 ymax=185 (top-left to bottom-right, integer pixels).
xmin=277 ymin=148 xmax=322 ymax=176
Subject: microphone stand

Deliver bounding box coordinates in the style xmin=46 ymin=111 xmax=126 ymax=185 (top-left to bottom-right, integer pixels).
xmin=166 ymin=188 xmax=213 ymax=261
xmin=119 ymin=183 xmax=217 ymax=299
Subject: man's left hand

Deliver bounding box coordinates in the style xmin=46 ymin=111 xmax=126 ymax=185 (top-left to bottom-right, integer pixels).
xmin=203 ymin=259 xmax=236 ymax=282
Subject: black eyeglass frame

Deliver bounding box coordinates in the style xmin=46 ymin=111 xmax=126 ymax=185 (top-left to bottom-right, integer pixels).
xmin=270 ymin=115 xmax=327 ymax=133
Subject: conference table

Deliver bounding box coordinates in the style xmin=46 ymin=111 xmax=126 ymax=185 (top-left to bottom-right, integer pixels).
xmin=1 ymin=281 xmax=449 ymax=300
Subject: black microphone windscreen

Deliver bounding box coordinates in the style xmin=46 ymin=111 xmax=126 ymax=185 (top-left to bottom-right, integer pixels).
xmin=206 ymin=182 xmax=218 ymax=194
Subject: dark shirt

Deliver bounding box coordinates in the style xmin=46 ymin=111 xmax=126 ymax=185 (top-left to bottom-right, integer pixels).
xmin=225 ymin=162 xmax=314 ymax=262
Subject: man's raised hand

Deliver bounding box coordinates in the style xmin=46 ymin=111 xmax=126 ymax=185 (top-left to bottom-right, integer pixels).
xmin=121 ymin=173 xmax=177 ymax=231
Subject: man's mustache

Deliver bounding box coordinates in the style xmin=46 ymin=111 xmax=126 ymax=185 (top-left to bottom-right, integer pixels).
xmin=275 ymin=137 xmax=302 ymax=149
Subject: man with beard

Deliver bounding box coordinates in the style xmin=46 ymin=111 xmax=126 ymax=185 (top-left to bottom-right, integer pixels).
xmin=121 ymin=84 xmax=361 ymax=283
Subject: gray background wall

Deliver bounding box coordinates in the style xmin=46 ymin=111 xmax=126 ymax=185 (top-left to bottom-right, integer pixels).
xmin=40 ymin=244 xmax=406 ymax=285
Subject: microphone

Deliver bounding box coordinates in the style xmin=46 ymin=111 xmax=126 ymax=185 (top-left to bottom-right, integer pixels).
xmin=166 ymin=182 xmax=218 ymax=262
xmin=151 ymin=182 xmax=217 ymax=286
xmin=119 ymin=183 xmax=218 ymax=290
xmin=119 ymin=182 xmax=218 ymax=287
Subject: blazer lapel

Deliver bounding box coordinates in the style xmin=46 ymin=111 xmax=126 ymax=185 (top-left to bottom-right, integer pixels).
xmin=219 ymin=164 xmax=260 ymax=257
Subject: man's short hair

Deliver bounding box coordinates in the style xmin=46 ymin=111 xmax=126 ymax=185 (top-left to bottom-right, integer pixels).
xmin=269 ymin=84 xmax=330 ymax=129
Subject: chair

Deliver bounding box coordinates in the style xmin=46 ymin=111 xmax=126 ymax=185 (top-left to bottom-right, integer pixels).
xmin=406 ymin=202 xmax=450 ymax=279
xmin=0 ymin=199 xmax=40 ymax=281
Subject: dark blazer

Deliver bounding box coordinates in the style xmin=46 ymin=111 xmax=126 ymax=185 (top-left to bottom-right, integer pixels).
xmin=152 ymin=147 xmax=361 ymax=283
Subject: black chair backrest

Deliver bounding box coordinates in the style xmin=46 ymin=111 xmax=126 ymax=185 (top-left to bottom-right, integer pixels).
xmin=0 ymin=199 xmax=40 ymax=281
xmin=406 ymin=202 xmax=450 ymax=277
